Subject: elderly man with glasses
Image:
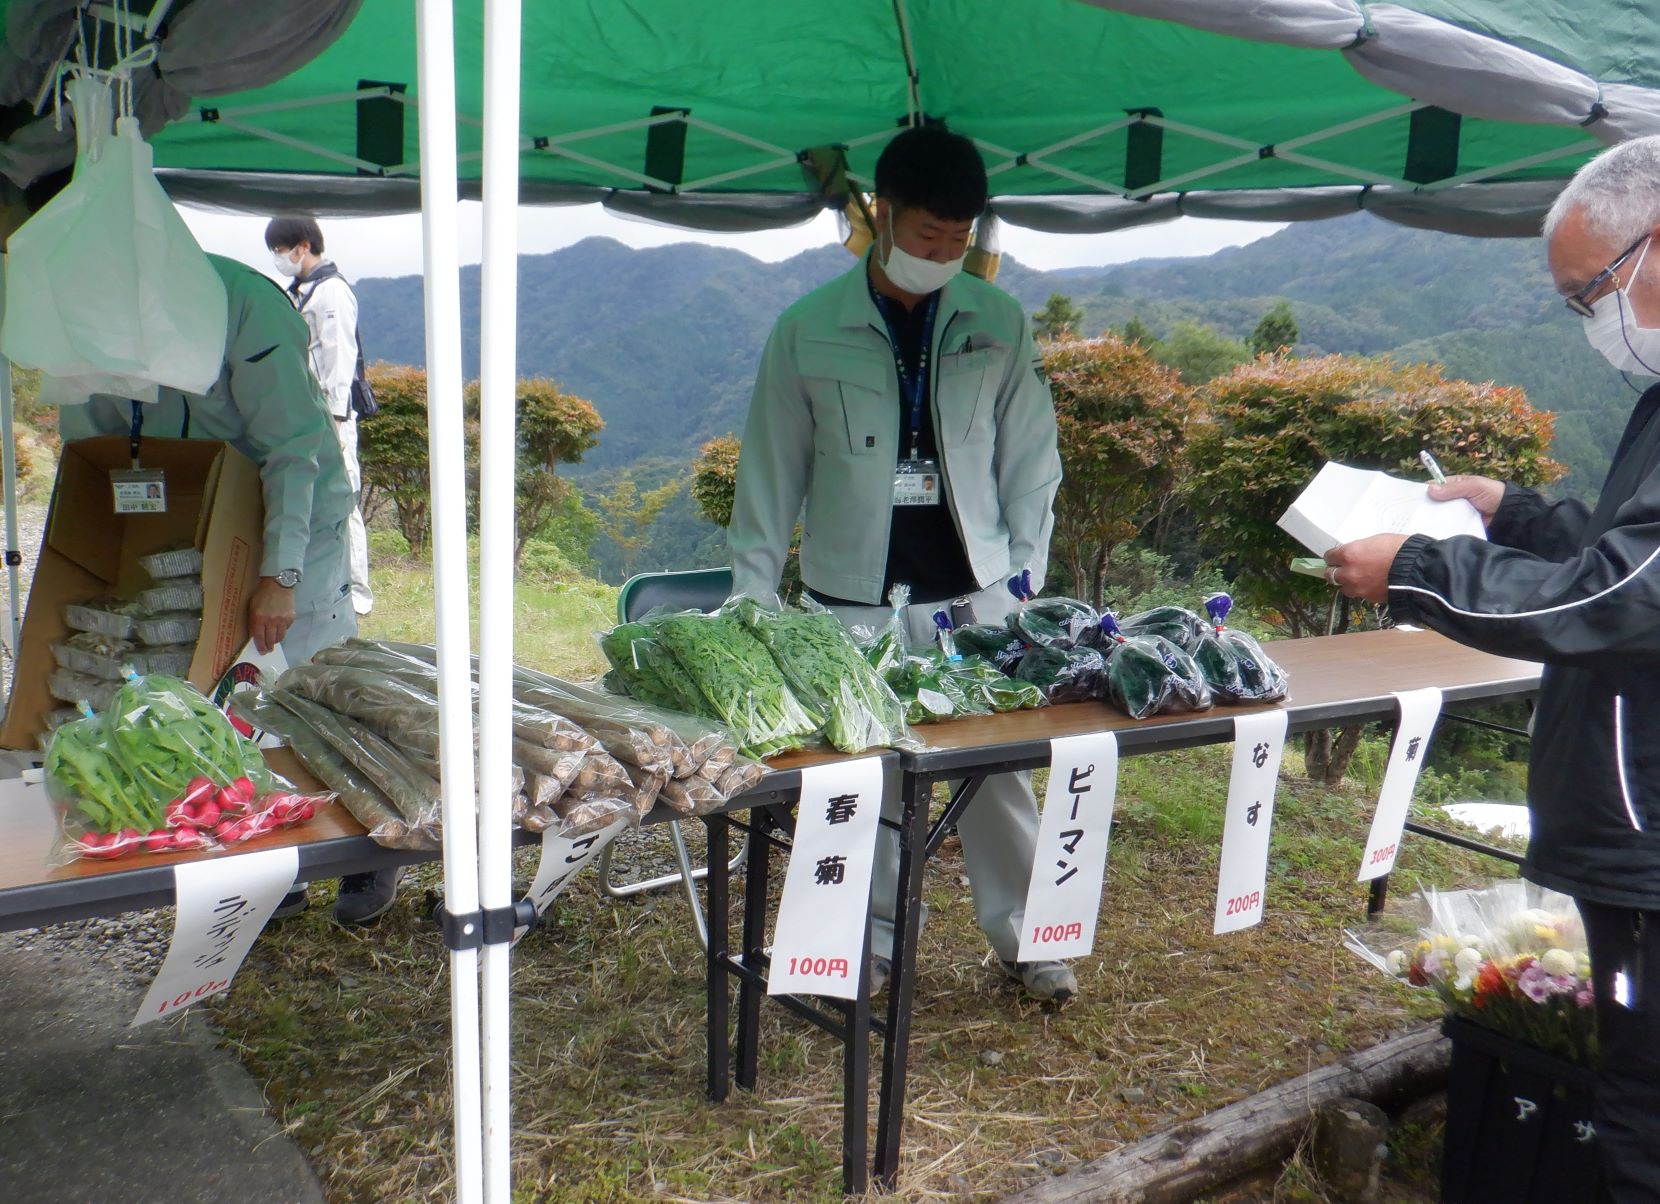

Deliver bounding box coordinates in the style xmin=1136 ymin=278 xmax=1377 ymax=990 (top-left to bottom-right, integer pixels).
xmin=1324 ymin=134 xmax=1660 ymax=1201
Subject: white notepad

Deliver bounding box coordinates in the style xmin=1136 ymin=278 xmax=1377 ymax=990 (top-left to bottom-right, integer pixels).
xmin=1278 ymin=462 xmax=1486 ymax=555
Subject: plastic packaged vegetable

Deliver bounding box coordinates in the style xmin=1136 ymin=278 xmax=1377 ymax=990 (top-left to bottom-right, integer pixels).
xmin=1011 ymin=597 xmax=1099 ymax=649
xmin=132 ymin=611 xmax=203 ymax=646
xmin=1119 ymin=604 xmax=1208 ymax=652
xmin=733 ymin=596 xmax=910 ymax=753
xmin=64 ymin=599 xmax=140 ymax=640
xmin=46 ymin=674 xmax=333 ymax=863
xmin=1202 ymin=593 xmax=1289 ymax=703
xmin=1014 ymin=643 xmax=1110 ymax=704
xmin=858 ymin=584 xmax=911 ymax=678
xmin=138 ymin=544 xmax=204 ymax=579
xmin=1094 ymin=615 xmax=1214 ymax=720
xmin=49 ymin=668 xmax=121 ymax=711
xmin=644 ymin=609 xmax=822 ymax=758
xmin=951 ymin=623 xmax=1029 ymax=672
xmin=135 ymin=578 xmax=204 ymax=613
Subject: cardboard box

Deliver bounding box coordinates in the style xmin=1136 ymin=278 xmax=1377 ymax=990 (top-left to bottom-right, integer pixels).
xmin=0 ymin=436 xmax=263 ymax=749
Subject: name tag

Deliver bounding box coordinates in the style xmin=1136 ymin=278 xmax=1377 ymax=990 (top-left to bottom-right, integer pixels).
xmin=111 ymin=468 xmax=167 ymax=514
xmin=893 ymin=459 xmax=941 ymax=507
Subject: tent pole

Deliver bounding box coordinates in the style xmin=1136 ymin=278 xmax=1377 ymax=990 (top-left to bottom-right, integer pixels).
xmin=478 ymin=0 xmax=523 ymax=1200
xmin=415 ymin=2 xmax=485 ymax=1202
xmin=0 ymin=352 xmax=18 ymax=659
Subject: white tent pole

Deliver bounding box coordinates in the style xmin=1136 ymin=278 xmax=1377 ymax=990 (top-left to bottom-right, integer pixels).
xmin=478 ymin=0 xmax=523 ymax=1198
xmin=0 ymin=352 xmax=19 ymax=658
xmin=414 ymin=2 xmax=484 ymax=1202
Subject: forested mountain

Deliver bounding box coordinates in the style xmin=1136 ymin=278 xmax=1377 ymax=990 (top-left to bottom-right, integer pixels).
xmin=355 ymin=212 xmax=1631 ymax=575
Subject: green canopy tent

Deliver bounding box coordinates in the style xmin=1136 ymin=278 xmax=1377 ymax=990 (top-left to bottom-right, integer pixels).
xmin=4 ymin=1 xmax=1658 ymax=236
xmin=3 ymin=3 xmax=1659 ymax=1202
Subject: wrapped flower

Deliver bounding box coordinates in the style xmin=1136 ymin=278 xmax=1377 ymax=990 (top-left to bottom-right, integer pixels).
xmin=1541 ymin=948 xmax=1576 ymax=977
xmin=1386 ymin=949 xmax=1408 ymax=975
xmin=1455 ymin=947 xmax=1483 ymax=974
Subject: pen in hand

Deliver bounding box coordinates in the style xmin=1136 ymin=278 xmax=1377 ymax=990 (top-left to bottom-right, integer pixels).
xmin=1419 ymin=450 xmax=1447 ymax=486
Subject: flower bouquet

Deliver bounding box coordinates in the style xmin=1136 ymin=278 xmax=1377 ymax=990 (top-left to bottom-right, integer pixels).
xmin=1348 ymin=881 xmax=1597 ymax=1066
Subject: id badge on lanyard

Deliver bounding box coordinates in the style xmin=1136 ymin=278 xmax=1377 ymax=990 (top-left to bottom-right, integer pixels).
xmin=878 ymin=292 xmax=942 ymax=509
xmin=111 ymin=400 xmax=167 ymax=514
xmin=894 ymin=458 xmax=942 ymax=506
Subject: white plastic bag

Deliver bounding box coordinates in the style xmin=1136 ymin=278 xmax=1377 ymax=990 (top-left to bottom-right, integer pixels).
xmin=0 ymin=75 xmax=227 ymax=401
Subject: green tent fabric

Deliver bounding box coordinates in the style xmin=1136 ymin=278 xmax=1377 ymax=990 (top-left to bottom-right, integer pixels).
xmin=5 ymin=0 xmax=1660 ymax=234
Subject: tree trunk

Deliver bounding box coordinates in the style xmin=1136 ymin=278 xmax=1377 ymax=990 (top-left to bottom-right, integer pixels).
xmin=1302 ymin=724 xmax=1367 ymax=784
xmin=999 ymin=1027 xmax=1449 ymax=1204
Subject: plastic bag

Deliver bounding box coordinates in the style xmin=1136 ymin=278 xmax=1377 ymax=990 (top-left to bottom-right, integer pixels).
xmin=733 ymin=596 xmax=911 ymax=754
xmin=952 ymin=623 xmax=1029 ymax=672
xmin=1095 ymin=616 xmax=1214 ymax=720
xmin=1202 ymin=594 xmax=1289 ymax=703
xmin=135 ymin=578 xmax=204 ymax=613
xmin=598 ymin=622 xmax=708 ymax=714
xmin=64 ymin=598 xmax=140 ymax=640
xmin=52 ymin=632 xmax=192 ymax=681
xmin=138 ymin=544 xmax=204 ymax=580
xmin=49 ymin=667 xmax=120 ymax=710
xmin=1 ymin=78 xmax=228 ymax=400
xmin=1119 ymin=604 xmax=1208 ymax=652
xmin=133 ymin=611 xmax=203 ymax=646
xmin=46 ymin=673 xmax=332 ymax=863
xmin=1010 ymin=596 xmax=1099 ymax=650
xmin=1014 ymin=644 xmax=1110 ymax=705
xmin=643 ymin=609 xmax=822 ymax=759
xmin=857 ymin=583 xmax=911 ymax=678
xmin=887 ymin=651 xmax=989 ymax=724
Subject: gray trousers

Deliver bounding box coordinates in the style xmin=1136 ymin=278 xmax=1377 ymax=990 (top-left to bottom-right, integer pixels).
xmin=821 ymin=581 xmax=1040 ymax=963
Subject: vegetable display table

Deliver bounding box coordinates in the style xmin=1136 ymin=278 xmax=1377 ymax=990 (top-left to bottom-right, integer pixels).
xmin=706 ymin=627 xmax=1541 ymax=1194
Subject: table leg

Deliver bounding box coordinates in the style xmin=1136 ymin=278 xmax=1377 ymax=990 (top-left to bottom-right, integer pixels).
xmin=874 ymin=772 xmax=931 ymax=1186
xmin=842 ymin=929 xmax=872 ymax=1194
xmin=735 ymin=806 xmax=772 ymax=1092
xmin=705 ymin=814 xmax=731 ymax=1103
xmin=1368 ymin=873 xmax=1389 ymax=918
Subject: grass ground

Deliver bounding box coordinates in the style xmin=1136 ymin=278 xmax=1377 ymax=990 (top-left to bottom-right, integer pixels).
xmin=204 ymin=550 xmax=1519 ymax=1202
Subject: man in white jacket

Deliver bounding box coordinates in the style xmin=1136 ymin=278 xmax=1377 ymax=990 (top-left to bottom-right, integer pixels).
xmin=729 ymin=126 xmax=1073 ymax=1001
xmin=265 ymin=216 xmax=373 ymax=617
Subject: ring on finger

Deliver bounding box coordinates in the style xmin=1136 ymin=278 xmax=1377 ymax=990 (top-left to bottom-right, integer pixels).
xmin=1326 ymin=566 xmax=1339 ymax=586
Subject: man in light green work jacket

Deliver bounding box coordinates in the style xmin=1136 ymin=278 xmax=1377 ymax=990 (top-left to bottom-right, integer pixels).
xmin=56 ymin=252 xmax=399 ymax=929
xmin=730 ymin=125 xmax=1074 ymax=1002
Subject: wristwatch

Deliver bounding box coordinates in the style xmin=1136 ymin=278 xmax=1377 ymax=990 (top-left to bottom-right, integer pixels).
xmin=274 ymin=568 xmax=303 ymax=589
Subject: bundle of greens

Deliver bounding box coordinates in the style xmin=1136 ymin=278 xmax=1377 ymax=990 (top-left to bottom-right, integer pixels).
xmin=635 ymin=610 xmax=823 ymax=759
xmin=951 ymin=623 xmax=1029 ymax=672
xmin=733 ymin=597 xmax=909 ymax=753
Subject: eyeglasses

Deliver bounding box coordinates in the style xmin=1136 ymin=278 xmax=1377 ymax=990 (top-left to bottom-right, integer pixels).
xmin=1566 ymin=234 xmax=1651 ymax=318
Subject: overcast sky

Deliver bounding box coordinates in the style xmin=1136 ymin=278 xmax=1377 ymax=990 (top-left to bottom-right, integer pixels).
xmin=179 ymin=201 xmax=1285 ymax=284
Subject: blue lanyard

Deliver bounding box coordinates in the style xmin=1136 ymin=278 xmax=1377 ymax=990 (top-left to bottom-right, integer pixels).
xmin=874 ymin=292 xmax=939 ymax=460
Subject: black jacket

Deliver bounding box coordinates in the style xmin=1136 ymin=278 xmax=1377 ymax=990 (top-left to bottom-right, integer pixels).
xmin=1389 ymin=382 xmax=1660 ymax=909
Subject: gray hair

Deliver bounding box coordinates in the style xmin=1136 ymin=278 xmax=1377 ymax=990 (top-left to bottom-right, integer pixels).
xmin=1544 ymin=135 xmax=1660 ymax=245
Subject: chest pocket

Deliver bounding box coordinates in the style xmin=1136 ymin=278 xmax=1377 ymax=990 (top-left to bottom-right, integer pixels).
xmin=800 ymin=345 xmax=892 ymax=455
xmin=936 ymin=346 xmax=1004 ymax=448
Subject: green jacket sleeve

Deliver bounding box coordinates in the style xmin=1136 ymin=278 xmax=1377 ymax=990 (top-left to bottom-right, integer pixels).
xmin=993 ymin=311 xmax=1061 ymax=591
xmin=729 ymin=321 xmax=813 ymax=601
xmin=221 ymin=267 xmax=344 ymax=578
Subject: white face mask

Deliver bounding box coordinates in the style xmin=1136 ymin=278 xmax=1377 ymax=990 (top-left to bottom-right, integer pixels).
xmin=271 ymin=248 xmax=303 ymax=278
xmin=1583 ymin=239 xmax=1660 ymax=377
xmin=879 ymin=211 xmax=964 ymax=296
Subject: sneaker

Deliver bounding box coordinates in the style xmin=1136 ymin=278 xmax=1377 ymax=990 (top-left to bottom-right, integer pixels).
xmin=332 ymin=868 xmax=403 ymax=926
xmin=869 ymin=956 xmax=893 ymax=996
xmin=273 ymin=884 xmax=311 ymax=920
xmin=998 ymin=958 xmax=1078 ymax=1003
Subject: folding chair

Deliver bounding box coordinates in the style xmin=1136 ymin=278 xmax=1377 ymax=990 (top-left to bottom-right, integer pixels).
xmin=596 ymin=567 xmax=747 ymax=948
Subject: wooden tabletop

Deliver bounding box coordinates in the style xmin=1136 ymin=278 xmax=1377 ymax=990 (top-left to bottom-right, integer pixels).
xmin=0 ymin=629 xmax=1537 ymax=926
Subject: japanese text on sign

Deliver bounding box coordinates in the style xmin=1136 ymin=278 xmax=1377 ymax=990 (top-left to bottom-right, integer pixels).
xmin=134 ymin=846 xmax=298 ymax=1027
xmin=1018 ymin=732 xmax=1120 ymax=961
xmin=515 ymin=818 xmax=631 ymax=943
xmin=1357 ymin=688 xmax=1443 ymax=881
xmin=769 ymin=757 xmax=885 ymax=1000
xmin=1212 ymin=710 xmax=1288 ymax=935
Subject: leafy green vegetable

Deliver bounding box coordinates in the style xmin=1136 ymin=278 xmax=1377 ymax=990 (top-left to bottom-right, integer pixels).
xmin=734 ymin=599 xmax=909 ymax=753
xmin=645 ymin=610 xmax=822 ymax=758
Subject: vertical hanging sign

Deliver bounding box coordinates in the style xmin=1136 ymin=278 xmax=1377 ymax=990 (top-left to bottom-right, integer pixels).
xmin=1213 ymin=709 xmax=1289 ymax=934
xmin=1358 ymin=688 xmax=1444 ymax=881
xmin=133 ymin=846 xmax=298 ymax=1027
xmin=1017 ymin=732 xmax=1120 ymax=962
xmin=513 ymin=817 xmax=632 ymax=944
xmin=768 ymin=757 xmax=885 ymax=1000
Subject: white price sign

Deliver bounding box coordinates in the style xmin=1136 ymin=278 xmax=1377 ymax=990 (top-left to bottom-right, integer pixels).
xmin=134 ymin=846 xmax=298 ymax=1027
xmin=1357 ymin=688 xmax=1444 ymax=881
xmin=1213 ymin=710 xmax=1288 ymax=934
xmin=1017 ymin=732 xmax=1119 ymax=962
xmin=513 ymin=817 xmax=631 ymax=944
xmin=768 ymin=757 xmax=885 ymax=1000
